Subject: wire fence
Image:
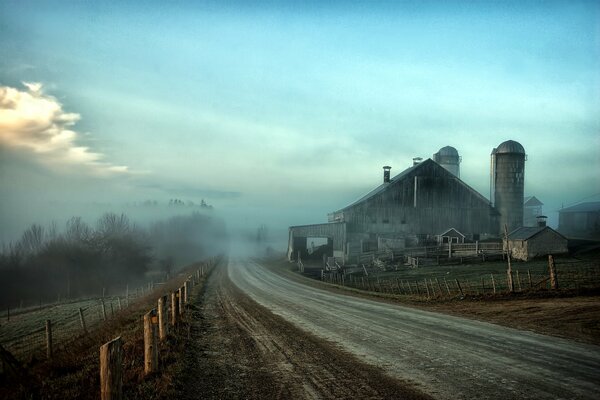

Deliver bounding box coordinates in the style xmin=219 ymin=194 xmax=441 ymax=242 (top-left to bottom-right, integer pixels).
xmin=0 ymin=291 xmax=146 ymax=368
xmin=321 ymin=262 xmax=600 ymax=298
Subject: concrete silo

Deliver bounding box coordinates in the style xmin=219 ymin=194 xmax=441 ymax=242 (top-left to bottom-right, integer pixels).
xmin=490 ymin=140 xmax=526 ymax=234
xmin=433 ymin=146 xmax=461 ymax=177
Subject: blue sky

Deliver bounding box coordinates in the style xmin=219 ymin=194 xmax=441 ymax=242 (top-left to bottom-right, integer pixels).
xmin=1 ymin=1 xmax=599 ymax=240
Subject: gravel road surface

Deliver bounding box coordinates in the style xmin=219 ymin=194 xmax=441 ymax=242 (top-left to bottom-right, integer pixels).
xmin=228 ymin=258 xmax=600 ymax=400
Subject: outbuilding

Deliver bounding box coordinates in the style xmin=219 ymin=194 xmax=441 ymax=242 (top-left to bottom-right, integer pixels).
xmin=507 ymin=225 xmax=568 ymax=261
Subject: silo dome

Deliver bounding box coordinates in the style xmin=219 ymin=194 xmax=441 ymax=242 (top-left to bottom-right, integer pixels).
xmin=437 ymin=146 xmax=459 ymax=156
xmin=433 ymin=145 xmax=461 ymax=177
xmin=494 ymin=140 xmax=525 ymax=155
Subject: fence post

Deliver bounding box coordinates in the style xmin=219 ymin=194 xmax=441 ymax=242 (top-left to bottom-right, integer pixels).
xmin=46 ymin=320 xmax=53 ymax=360
xmin=171 ymin=291 xmax=179 ymax=326
xmin=455 ymin=279 xmax=464 ymax=297
xmin=158 ymin=295 xmax=168 ymax=341
xmin=443 ymin=277 xmax=450 ymax=295
xmin=143 ymin=309 xmax=159 ymax=375
xmin=117 ymin=297 xmax=122 ymax=311
xmin=184 ymin=280 xmax=191 ymax=303
xmin=504 ymin=224 xmax=514 ymax=293
xmin=516 ymin=270 xmax=522 ymax=291
xmin=528 ymin=270 xmax=533 ymax=289
xmin=549 ymin=255 xmax=558 ymax=290
xmin=79 ymin=307 xmax=88 ymax=334
xmin=491 ymin=274 xmax=497 ymax=294
xmin=178 ymin=286 xmax=185 ymax=315
xmin=100 ymin=337 xmax=123 ymax=400
xmin=101 ymin=299 xmax=107 ymax=321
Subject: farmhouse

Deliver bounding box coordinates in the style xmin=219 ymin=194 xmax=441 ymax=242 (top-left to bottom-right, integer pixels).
xmin=507 ymin=224 xmax=568 ymax=261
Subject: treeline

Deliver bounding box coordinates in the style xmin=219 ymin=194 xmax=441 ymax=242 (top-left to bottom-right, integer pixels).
xmin=0 ymin=212 xmax=227 ymax=308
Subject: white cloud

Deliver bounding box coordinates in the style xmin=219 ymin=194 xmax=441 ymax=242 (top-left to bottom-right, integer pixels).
xmin=0 ymin=82 xmax=128 ymax=175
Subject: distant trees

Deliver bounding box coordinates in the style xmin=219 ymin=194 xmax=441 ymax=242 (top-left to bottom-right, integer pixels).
xmin=0 ymin=211 xmax=226 ymax=308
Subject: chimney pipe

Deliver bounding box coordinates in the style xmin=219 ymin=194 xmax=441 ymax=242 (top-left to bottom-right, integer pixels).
xmin=536 ymin=215 xmax=547 ymax=227
xmin=383 ymin=166 xmax=391 ymax=183
xmin=413 ymin=157 xmax=423 ymax=166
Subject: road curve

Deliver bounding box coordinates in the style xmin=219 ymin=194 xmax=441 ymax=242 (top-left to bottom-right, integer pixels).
xmin=228 ymin=258 xmax=600 ymax=400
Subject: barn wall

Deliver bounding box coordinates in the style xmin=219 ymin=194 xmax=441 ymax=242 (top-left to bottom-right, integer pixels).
xmin=526 ymin=229 xmax=568 ymax=259
xmin=288 ymin=222 xmax=347 ymax=261
xmin=342 ymin=161 xmax=498 ymax=237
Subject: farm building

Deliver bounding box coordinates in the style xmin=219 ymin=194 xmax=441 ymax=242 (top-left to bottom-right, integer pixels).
xmin=288 ymin=140 xmax=531 ymax=264
xmin=558 ymin=202 xmax=600 ymax=239
xmin=437 ymin=228 xmax=465 ymax=244
xmin=523 ymin=196 xmax=544 ymax=227
xmin=507 ymin=224 xmax=568 ymax=261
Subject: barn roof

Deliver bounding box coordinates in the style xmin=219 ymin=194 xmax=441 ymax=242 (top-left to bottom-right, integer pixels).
xmin=508 ymin=226 xmax=566 ymax=241
xmin=336 ymin=158 xmax=494 ymax=212
xmin=439 ymin=228 xmax=465 ymax=237
xmin=559 ymin=201 xmax=600 ymax=213
xmin=524 ymin=196 xmax=543 ymax=207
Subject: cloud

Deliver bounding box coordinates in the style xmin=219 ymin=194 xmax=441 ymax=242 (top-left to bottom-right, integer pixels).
xmin=0 ymin=82 xmax=128 ymax=175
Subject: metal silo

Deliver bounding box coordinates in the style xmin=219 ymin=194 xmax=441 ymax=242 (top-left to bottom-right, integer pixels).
xmin=491 ymin=140 xmax=526 ymax=234
xmin=433 ymin=146 xmax=461 ymax=177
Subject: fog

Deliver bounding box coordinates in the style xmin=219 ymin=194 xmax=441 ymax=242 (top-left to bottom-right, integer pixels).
xmin=1 ymin=2 xmax=599 ymax=307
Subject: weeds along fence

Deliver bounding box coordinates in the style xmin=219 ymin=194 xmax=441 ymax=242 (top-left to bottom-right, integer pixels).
xmin=0 ymin=259 xmax=216 ymax=375
xmin=99 ymin=256 xmax=219 ymax=400
xmin=320 ymin=256 xmax=600 ymax=299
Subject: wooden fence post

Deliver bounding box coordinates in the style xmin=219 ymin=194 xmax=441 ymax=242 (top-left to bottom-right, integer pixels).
xmin=443 ymin=278 xmax=450 ymax=295
xmin=158 ymin=295 xmax=168 ymax=341
xmin=516 ymin=270 xmax=522 ymax=291
xmin=117 ymin=297 xmax=122 ymax=311
xmin=170 ymin=291 xmax=179 ymax=326
xmin=79 ymin=307 xmax=87 ymax=334
xmin=184 ymin=280 xmax=190 ymax=303
xmin=46 ymin=320 xmax=53 ymax=360
xmin=527 ymin=270 xmax=533 ymax=289
xmin=491 ymin=274 xmax=497 ymax=294
xmin=100 ymin=337 xmax=123 ymax=400
xmin=178 ymin=286 xmax=185 ymax=315
xmin=504 ymin=224 xmax=514 ymax=293
xmin=143 ymin=309 xmax=159 ymax=375
xmin=549 ymin=255 xmax=558 ymax=289
xmin=101 ymin=299 xmax=107 ymax=321
xmin=455 ymin=279 xmax=464 ymax=297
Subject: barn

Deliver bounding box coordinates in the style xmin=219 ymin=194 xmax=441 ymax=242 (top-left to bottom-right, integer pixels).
xmin=558 ymin=202 xmax=600 ymax=239
xmin=288 ymin=155 xmax=501 ymax=263
xmin=288 ymin=140 xmax=528 ymax=264
xmin=507 ymin=225 xmax=568 ymax=261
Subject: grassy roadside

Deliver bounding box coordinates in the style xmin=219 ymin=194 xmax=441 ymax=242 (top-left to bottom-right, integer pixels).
xmin=0 ymin=259 xmax=218 ymax=400
xmin=259 ymin=256 xmax=600 ymax=346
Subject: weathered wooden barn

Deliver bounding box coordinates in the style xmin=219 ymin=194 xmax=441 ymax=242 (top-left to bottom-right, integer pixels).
xmin=558 ymin=202 xmax=600 ymax=239
xmin=288 ymin=158 xmax=500 ymax=263
xmin=507 ymin=226 xmax=568 ymax=261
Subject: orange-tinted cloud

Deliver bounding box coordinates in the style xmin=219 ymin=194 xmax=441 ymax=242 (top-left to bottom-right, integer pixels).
xmin=0 ymin=82 xmax=128 ymax=175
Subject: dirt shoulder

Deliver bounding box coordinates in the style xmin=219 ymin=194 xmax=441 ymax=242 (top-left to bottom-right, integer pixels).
xmin=261 ymin=257 xmax=600 ymax=346
xmin=172 ymin=259 xmax=432 ymax=400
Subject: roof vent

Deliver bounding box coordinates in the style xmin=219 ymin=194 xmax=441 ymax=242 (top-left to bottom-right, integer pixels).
xmin=412 ymin=157 xmax=423 ymax=166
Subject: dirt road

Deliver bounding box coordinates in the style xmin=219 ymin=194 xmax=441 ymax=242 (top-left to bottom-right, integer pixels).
xmin=228 ymin=258 xmax=600 ymax=400
xmin=175 ymin=260 xmax=430 ymax=399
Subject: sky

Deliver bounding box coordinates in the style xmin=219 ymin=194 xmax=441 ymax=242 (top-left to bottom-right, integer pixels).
xmin=1 ymin=0 xmax=599 ymax=243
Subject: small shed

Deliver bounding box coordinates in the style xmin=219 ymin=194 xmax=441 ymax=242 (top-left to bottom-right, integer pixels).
xmin=437 ymin=228 xmax=465 ymax=244
xmin=507 ymin=226 xmax=568 ymax=261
